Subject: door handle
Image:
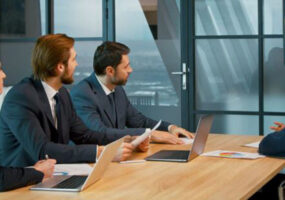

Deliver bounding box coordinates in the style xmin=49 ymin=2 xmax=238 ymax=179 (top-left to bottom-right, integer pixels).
xmin=171 ymin=63 xmax=187 ymax=90
xmin=171 ymin=72 xmax=185 ymax=75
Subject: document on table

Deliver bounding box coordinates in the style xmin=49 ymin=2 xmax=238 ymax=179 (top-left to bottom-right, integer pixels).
xmin=180 ymin=138 xmax=194 ymax=144
xmin=243 ymin=141 xmax=260 ymax=148
xmin=131 ymin=120 xmax=161 ymax=148
xmin=53 ymin=164 xmax=93 ymax=176
xmin=202 ymin=150 xmax=265 ymax=159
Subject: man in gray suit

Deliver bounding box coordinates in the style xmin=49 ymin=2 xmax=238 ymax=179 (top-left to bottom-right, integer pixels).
xmin=71 ymin=41 xmax=193 ymax=144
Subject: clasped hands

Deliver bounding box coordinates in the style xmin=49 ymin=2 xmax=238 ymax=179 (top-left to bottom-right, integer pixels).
xmin=150 ymin=125 xmax=194 ymax=145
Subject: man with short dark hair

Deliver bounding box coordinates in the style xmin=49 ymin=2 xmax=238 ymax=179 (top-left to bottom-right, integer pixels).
xmin=0 ymin=34 xmax=139 ymax=168
xmin=70 ymin=41 xmax=193 ymax=144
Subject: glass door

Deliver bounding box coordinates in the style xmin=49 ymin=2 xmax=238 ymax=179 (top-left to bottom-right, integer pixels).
xmin=115 ymin=0 xmax=183 ymax=125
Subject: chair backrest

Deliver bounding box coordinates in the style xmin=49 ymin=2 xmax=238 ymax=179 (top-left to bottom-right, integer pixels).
xmin=278 ymin=180 xmax=285 ymax=200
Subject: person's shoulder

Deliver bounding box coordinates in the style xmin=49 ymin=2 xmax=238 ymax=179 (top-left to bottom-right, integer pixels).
xmin=70 ymin=77 xmax=98 ymax=101
xmin=2 ymin=77 xmax=39 ymax=109
xmin=13 ymin=76 xmax=34 ymax=88
xmin=6 ymin=77 xmax=36 ymax=97
xmin=71 ymin=77 xmax=92 ymax=94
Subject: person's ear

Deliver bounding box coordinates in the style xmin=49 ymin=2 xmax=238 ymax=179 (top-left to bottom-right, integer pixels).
xmin=55 ymin=63 xmax=65 ymax=75
xmin=105 ymin=66 xmax=115 ymax=76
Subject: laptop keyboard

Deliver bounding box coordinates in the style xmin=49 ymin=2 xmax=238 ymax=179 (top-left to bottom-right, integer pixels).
xmin=53 ymin=175 xmax=88 ymax=189
xmin=160 ymin=150 xmax=190 ymax=159
xmin=145 ymin=150 xmax=191 ymax=162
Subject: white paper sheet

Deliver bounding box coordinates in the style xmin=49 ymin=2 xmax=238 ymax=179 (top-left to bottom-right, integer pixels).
xmin=119 ymin=160 xmax=146 ymax=164
xmin=202 ymin=150 xmax=265 ymax=159
xmin=243 ymin=141 xmax=260 ymax=148
xmin=131 ymin=120 xmax=161 ymax=147
xmin=53 ymin=164 xmax=93 ymax=176
xmin=180 ymin=138 xmax=194 ymax=144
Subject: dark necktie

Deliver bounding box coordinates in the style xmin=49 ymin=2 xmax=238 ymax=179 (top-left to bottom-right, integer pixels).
xmin=108 ymin=92 xmax=117 ymax=126
xmin=53 ymin=93 xmax=62 ymax=143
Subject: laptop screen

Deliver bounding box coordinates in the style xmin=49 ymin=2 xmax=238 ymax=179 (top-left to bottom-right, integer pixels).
xmin=188 ymin=115 xmax=213 ymax=161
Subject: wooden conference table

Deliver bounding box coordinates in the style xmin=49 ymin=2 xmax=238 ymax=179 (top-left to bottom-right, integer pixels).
xmin=1 ymin=134 xmax=285 ymax=200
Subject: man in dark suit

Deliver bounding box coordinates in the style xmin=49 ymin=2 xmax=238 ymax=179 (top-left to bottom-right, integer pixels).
xmin=0 ymin=160 xmax=55 ymax=192
xmin=70 ymin=41 xmax=193 ymax=144
xmin=0 ymin=34 xmax=142 ymax=168
xmin=259 ymin=121 xmax=285 ymax=157
xmin=0 ymin=61 xmax=56 ymax=192
xmin=256 ymin=121 xmax=285 ymax=200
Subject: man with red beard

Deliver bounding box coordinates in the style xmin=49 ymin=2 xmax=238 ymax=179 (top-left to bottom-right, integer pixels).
xmin=0 ymin=34 xmax=146 ymax=168
xmin=71 ymin=41 xmax=194 ymax=144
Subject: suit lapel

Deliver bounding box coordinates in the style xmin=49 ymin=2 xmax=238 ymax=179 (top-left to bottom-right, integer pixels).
xmin=88 ymin=73 xmax=116 ymax=127
xmin=33 ymin=78 xmax=56 ymax=129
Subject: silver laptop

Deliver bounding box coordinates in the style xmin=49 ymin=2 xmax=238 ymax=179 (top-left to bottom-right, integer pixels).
xmin=145 ymin=115 xmax=213 ymax=162
xmin=30 ymin=137 xmax=124 ymax=192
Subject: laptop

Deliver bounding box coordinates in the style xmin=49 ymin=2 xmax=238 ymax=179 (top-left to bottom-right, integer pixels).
xmin=30 ymin=137 xmax=124 ymax=192
xmin=145 ymin=115 xmax=213 ymax=162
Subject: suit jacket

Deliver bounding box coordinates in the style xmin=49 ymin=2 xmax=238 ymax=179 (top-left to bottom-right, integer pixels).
xmin=0 ymin=76 xmax=119 ymax=167
xmin=258 ymin=129 xmax=285 ymax=157
xmin=0 ymin=167 xmax=43 ymax=192
xmin=70 ymin=72 xmax=171 ymax=136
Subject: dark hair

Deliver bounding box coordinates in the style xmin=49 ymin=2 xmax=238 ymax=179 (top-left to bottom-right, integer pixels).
xmin=93 ymin=41 xmax=130 ymax=75
xmin=32 ymin=34 xmax=74 ymax=80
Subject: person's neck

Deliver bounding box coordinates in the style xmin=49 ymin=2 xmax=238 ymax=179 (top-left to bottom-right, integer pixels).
xmin=43 ymin=77 xmax=62 ymax=91
xmin=97 ymin=74 xmax=116 ymax=91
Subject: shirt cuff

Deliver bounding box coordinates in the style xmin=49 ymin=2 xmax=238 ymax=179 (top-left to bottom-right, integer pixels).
xmin=168 ymin=125 xmax=174 ymax=132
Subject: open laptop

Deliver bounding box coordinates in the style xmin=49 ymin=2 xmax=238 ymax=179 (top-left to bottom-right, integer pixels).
xmin=145 ymin=115 xmax=213 ymax=162
xmin=30 ymin=137 xmax=124 ymax=192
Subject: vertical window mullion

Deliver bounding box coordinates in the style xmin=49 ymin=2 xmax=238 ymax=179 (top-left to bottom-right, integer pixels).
xmin=258 ymin=0 xmax=264 ymax=135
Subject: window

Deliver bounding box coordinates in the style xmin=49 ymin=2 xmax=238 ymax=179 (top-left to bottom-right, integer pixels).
xmin=115 ymin=0 xmax=182 ymax=125
xmin=0 ymin=0 xmax=105 ymax=86
xmin=190 ymin=0 xmax=284 ymax=135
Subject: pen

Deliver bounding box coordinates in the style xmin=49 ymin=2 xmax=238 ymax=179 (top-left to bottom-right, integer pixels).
xmin=119 ymin=160 xmax=146 ymax=164
xmin=53 ymin=171 xmax=69 ymax=176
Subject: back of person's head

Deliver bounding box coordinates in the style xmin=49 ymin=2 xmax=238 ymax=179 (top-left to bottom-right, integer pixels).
xmin=93 ymin=41 xmax=130 ymax=75
xmin=32 ymin=33 xmax=74 ymax=80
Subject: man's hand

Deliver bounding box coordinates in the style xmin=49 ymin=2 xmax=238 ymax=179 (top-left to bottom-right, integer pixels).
xmin=113 ymin=143 xmax=134 ymax=162
xmin=169 ymin=125 xmax=194 ymax=138
xmin=34 ymin=159 xmax=56 ymax=179
xmin=151 ymin=130 xmax=185 ymax=145
xmin=270 ymin=121 xmax=285 ymax=132
xmin=136 ymin=136 xmax=150 ymax=152
xmin=123 ymin=135 xmax=150 ymax=152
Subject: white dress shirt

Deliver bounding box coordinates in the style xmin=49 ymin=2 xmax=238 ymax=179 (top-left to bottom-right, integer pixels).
xmin=41 ymin=81 xmax=58 ymax=129
xmin=95 ymin=74 xmax=115 ymax=95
